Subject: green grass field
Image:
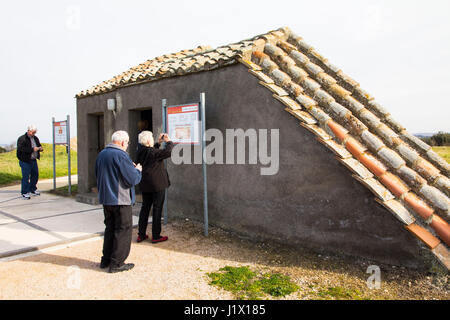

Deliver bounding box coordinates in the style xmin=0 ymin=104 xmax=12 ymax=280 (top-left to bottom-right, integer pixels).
xmin=0 ymin=143 xmax=77 ymax=186
xmin=432 ymin=146 xmax=450 ymax=163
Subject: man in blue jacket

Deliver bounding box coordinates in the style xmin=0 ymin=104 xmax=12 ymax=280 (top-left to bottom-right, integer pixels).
xmin=95 ymin=130 xmax=142 ymax=273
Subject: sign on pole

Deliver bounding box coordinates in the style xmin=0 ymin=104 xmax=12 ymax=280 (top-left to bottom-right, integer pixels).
xmin=52 ymin=116 xmax=71 ymax=195
xmin=166 ymin=103 xmax=200 ymax=145
xmin=162 ymin=94 xmax=208 ymax=236
xmin=54 ymin=121 xmax=68 ymax=145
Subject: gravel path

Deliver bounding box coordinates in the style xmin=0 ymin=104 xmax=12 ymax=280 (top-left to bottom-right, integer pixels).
xmin=0 ymin=218 xmax=448 ymax=300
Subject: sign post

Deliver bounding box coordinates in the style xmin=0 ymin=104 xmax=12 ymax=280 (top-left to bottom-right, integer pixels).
xmin=162 ymin=99 xmax=168 ymax=225
xmin=52 ymin=117 xmax=56 ymax=190
xmin=200 ymin=93 xmax=208 ymax=236
xmin=67 ymin=115 xmax=71 ymax=195
xmin=52 ymin=116 xmax=71 ymax=194
xmin=162 ymin=93 xmax=208 ymax=236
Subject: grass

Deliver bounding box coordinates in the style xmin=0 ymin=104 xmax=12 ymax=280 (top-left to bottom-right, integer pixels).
xmin=207 ymin=266 xmax=299 ymax=300
xmin=315 ymin=286 xmax=368 ymax=300
xmin=0 ymin=143 xmax=77 ymax=187
xmin=47 ymin=184 xmax=78 ymax=197
xmin=432 ymin=146 xmax=450 ymax=163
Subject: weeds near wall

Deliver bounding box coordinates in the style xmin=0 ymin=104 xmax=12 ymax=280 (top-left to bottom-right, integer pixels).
xmin=207 ymin=266 xmax=298 ymax=300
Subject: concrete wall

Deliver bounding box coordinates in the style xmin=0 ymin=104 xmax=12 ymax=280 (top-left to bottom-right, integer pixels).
xmin=76 ymin=63 xmax=431 ymax=269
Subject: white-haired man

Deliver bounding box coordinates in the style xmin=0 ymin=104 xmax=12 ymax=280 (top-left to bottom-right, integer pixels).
xmin=95 ymin=130 xmax=142 ymax=273
xmin=16 ymin=125 xmax=43 ymax=199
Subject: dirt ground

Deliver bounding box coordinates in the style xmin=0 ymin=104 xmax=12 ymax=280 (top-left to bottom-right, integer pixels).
xmin=0 ymin=218 xmax=448 ymax=300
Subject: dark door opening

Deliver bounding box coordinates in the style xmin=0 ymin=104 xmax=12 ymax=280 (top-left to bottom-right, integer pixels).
xmin=97 ymin=115 xmax=104 ymax=153
xmin=128 ymin=108 xmax=153 ymax=164
xmin=139 ymin=110 xmax=153 ymax=134
xmin=129 ymin=108 xmax=153 ymax=196
xmin=87 ymin=113 xmax=104 ymax=192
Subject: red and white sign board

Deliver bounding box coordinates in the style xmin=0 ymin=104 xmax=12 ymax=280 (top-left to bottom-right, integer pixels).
xmin=54 ymin=120 xmax=67 ymax=145
xmin=166 ymin=104 xmax=200 ymax=144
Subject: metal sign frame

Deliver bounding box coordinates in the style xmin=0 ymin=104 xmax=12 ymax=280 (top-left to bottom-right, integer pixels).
xmin=162 ymin=93 xmax=209 ymax=236
xmin=52 ymin=115 xmax=72 ymax=195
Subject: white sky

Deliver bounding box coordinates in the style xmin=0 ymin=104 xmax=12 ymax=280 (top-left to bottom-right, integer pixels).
xmin=0 ymin=0 xmax=449 ymax=145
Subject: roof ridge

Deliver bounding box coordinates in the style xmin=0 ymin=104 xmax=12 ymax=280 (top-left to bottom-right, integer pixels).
xmin=76 ymin=28 xmax=290 ymax=98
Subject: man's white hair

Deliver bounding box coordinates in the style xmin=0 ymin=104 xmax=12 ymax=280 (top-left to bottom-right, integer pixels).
xmin=27 ymin=125 xmax=37 ymax=132
xmin=111 ymin=130 xmax=129 ymax=142
xmin=138 ymin=130 xmax=153 ymax=146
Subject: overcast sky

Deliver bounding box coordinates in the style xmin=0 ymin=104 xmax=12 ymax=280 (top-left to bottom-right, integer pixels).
xmin=0 ymin=0 xmax=449 ymax=145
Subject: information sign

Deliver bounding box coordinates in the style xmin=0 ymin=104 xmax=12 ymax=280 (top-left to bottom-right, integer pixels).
xmin=166 ymin=104 xmax=200 ymax=144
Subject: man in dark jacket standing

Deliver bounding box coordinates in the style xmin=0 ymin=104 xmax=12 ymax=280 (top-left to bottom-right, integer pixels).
xmin=95 ymin=130 xmax=142 ymax=273
xmin=16 ymin=125 xmax=43 ymax=200
xmin=135 ymin=131 xmax=173 ymax=243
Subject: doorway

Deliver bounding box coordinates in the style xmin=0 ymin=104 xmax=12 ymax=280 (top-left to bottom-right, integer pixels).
xmin=87 ymin=113 xmax=104 ymax=192
xmin=128 ymin=108 xmax=153 ymax=163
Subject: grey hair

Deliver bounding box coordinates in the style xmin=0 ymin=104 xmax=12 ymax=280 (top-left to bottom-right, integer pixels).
xmin=138 ymin=130 xmax=153 ymax=146
xmin=111 ymin=130 xmax=129 ymax=143
xmin=27 ymin=125 xmax=37 ymax=132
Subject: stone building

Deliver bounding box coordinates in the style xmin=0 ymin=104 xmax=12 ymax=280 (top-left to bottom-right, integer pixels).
xmin=76 ymin=27 xmax=450 ymax=270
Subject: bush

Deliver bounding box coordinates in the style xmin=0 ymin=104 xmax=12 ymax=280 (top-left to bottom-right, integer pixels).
xmin=420 ymin=132 xmax=450 ymax=146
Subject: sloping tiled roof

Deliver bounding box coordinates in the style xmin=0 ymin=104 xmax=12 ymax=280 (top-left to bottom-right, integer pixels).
xmin=77 ymin=27 xmax=450 ymax=270
xmin=76 ymin=43 xmax=251 ymax=97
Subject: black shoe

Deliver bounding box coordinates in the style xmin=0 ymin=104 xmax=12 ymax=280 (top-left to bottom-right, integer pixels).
xmin=108 ymin=263 xmax=135 ymax=273
xmin=100 ymin=260 xmax=110 ymax=269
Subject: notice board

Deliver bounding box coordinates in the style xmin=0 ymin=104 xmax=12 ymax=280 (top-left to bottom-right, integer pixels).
xmin=166 ymin=103 xmax=200 ymax=144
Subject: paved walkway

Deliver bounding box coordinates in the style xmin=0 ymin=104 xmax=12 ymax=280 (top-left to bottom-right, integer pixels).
xmin=0 ymin=176 xmax=144 ymax=259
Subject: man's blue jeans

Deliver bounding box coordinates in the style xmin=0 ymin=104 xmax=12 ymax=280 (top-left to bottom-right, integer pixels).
xmin=19 ymin=160 xmax=39 ymax=195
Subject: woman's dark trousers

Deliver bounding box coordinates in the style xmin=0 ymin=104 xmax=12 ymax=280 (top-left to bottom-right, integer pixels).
xmin=102 ymin=205 xmax=132 ymax=268
xmin=138 ymin=190 xmax=165 ymax=239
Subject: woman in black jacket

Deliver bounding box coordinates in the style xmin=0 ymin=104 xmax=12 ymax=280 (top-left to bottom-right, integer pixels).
xmin=136 ymin=131 xmax=174 ymax=243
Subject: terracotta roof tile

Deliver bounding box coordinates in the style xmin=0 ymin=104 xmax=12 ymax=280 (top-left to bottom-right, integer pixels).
xmin=284 ymin=108 xmax=317 ymax=125
xmin=339 ymin=158 xmax=374 ymax=179
xmin=259 ymin=81 xmax=288 ymax=96
xmin=273 ymin=95 xmax=301 ymax=110
xmin=405 ymin=223 xmax=441 ymax=249
xmin=301 ymin=123 xmax=332 ymax=141
xmin=375 ymin=199 xmax=415 ymax=224
xmin=248 ymin=69 xmax=274 ymax=83
xmin=432 ymin=243 xmax=450 ymax=269
xmin=321 ymin=140 xmax=352 ymax=159
xmin=404 ymin=192 xmax=434 ymax=220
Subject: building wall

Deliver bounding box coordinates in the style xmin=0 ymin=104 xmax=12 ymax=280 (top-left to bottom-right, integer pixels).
xmin=76 ymin=63 xmax=432 ymax=269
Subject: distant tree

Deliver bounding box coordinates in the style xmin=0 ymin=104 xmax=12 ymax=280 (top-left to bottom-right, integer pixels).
xmin=4 ymin=142 xmax=16 ymax=152
xmin=0 ymin=146 xmax=6 ymax=153
xmin=420 ymin=132 xmax=450 ymax=146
